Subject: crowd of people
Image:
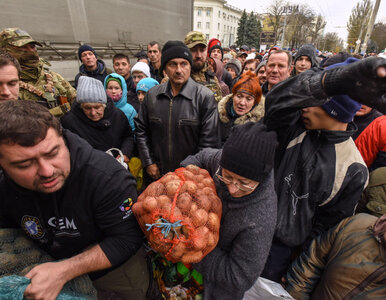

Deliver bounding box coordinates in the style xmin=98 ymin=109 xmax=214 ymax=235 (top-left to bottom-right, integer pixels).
xmin=0 ymin=26 xmax=385 ymax=300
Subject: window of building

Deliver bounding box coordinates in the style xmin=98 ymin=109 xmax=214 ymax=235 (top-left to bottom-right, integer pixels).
xmin=197 ymin=22 xmax=201 ymax=28
xmin=227 ymin=15 xmax=229 ymax=21
xmin=224 ymin=24 xmax=226 ymax=31
xmin=206 ymin=9 xmax=210 ymax=17
xmin=206 ymin=22 xmax=210 ymax=29
xmin=218 ymin=11 xmax=221 ymax=18
xmin=217 ymin=34 xmax=220 ymax=39
xmin=218 ymin=23 xmax=220 ymax=30
xmin=197 ymin=9 xmax=201 ymax=16
xmin=206 ymin=34 xmax=210 ymax=40
xmin=223 ymin=12 xmax=226 ymax=19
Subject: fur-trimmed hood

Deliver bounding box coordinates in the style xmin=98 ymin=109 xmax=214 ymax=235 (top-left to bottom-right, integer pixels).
xmin=218 ymin=94 xmax=265 ymax=125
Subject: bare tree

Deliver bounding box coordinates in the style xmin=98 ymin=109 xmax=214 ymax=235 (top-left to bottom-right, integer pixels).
xmin=312 ymin=15 xmax=327 ymax=47
xmin=285 ymin=4 xmax=315 ymax=49
xmin=266 ymin=0 xmax=287 ymax=45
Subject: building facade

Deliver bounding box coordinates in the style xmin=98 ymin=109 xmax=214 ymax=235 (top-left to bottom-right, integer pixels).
xmin=193 ymin=0 xmax=242 ymax=47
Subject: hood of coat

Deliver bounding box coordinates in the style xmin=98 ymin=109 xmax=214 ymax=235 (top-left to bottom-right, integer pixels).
xmin=104 ymin=73 xmax=128 ymax=109
xmin=218 ymin=94 xmax=265 ymax=125
xmin=71 ymin=99 xmax=115 ymax=130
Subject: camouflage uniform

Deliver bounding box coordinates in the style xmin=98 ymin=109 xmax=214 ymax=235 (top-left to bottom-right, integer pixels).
xmin=0 ymin=28 xmax=76 ymax=117
xmin=184 ymin=31 xmax=222 ymax=102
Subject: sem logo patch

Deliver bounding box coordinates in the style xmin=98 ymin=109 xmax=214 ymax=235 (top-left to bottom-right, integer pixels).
xmin=21 ymin=215 xmax=44 ymax=239
xmin=120 ymin=198 xmax=134 ymax=219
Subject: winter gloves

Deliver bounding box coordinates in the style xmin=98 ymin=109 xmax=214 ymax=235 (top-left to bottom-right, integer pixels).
xmin=322 ymin=57 xmax=386 ymax=113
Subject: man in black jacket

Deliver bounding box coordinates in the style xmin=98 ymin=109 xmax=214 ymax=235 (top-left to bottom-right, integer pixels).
xmin=135 ymin=40 xmax=220 ymax=181
xmin=0 ymin=100 xmax=147 ymax=299
xmin=261 ymin=57 xmax=386 ymax=282
xmin=74 ymin=44 xmax=112 ymax=88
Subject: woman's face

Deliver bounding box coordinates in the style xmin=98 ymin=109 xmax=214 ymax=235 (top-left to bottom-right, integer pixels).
xmin=232 ymin=91 xmax=255 ymax=116
xmin=106 ymin=80 xmax=122 ymax=101
xmin=81 ymin=103 xmax=105 ymax=122
xmin=226 ymin=67 xmax=237 ymax=79
xmin=221 ymin=168 xmax=259 ymax=198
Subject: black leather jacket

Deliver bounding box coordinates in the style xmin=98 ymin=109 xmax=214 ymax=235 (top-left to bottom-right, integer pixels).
xmin=135 ymin=78 xmax=220 ymax=175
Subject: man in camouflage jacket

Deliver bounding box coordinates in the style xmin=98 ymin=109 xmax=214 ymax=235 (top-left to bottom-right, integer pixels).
xmin=184 ymin=31 xmax=222 ymax=102
xmin=0 ymin=28 xmax=76 ymax=117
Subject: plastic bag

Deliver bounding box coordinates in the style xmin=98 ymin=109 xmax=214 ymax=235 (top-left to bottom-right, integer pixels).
xmin=0 ymin=275 xmax=94 ymax=300
xmin=105 ymin=148 xmax=128 ymax=169
xmin=133 ymin=165 xmax=222 ymax=264
xmin=243 ymin=277 xmax=295 ymax=300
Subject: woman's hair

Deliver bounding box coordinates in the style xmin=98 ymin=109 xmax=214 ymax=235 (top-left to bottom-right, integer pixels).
xmin=232 ymin=71 xmax=262 ymax=104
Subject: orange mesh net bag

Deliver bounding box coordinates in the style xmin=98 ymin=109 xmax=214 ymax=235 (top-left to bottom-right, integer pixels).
xmin=132 ymin=165 xmax=222 ymax=264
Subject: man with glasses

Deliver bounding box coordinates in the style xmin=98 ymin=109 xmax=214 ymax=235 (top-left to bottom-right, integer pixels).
xmin=181 ymin=122 xmax=278 ymax=300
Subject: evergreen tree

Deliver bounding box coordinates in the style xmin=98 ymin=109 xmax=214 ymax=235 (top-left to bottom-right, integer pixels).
xmin=236 ymin=10 xmax=248 ymax=47
xmin=245 ymin=12 xmax=262 ymax=48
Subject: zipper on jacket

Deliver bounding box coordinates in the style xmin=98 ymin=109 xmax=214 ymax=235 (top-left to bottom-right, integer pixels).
xmin=168 ymin=97 xmax=174 ymax=169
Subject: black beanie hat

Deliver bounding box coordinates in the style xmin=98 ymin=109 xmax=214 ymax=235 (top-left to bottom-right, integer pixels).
xmin=220 ymin=122 xmax=278 ymax=182
xmin=159 ymin=40 xmax=193 ymax=77
xmin=322 ymin=52 xmax=352 ymax=68
xmin=209 ymin=44 xmax=224 ymax=59
xmin=78 ymin=44 xmax=96 ymax=61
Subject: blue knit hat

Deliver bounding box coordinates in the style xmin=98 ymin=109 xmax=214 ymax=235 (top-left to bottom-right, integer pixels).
xmin=321 ymin=58 xmax=362 ymax=123
xmin=78 ymin=44 xmax=96 ymax=61
xmin=136 ymin=78 xmax=159 ymax=93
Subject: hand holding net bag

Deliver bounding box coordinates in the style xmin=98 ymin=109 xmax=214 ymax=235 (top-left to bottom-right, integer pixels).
xmin=132 ymin=165 xmax=222 ymax=264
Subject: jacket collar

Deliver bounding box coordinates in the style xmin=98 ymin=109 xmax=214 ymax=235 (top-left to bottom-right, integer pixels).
xmin=158 ymin=77 xmax=195 ymax=101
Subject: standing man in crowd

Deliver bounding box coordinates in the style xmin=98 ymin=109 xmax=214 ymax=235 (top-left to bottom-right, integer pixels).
xmin=0 ymin=28 xmax=76 ymax=117
xmin=75 ymin=44 xmax=112 ymax=88
xmin=135 ymin=40 xmax=220 ymax=181
xmin=184 ymin=31 xmax=222 ymax=102
xmin=262 ymin=50 xmax=292 ymax=96
xmin=0 ymin=100 xmax=149 ymax=299
xmin=0 ymin=50 xmax=20 ymax=101
xmin=147 ymin=41 xmax=162 ymax=83
xmin=261 ymin=57 xmax=386 ymax=282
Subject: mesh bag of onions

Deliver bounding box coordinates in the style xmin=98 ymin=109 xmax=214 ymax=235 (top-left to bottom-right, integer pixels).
xmin=132 ymin=165 xmax=222 ymax=264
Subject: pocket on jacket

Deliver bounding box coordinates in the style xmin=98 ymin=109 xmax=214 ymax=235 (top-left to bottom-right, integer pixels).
xmin=149 ymin=117 xmax=162 ymax=125
xmin=178 ymin=119 xmax=199 ymax=127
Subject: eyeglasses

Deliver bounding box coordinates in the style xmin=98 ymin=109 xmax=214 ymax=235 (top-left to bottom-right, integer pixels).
xmin=215 ymin=167 xmax=258 ymax=192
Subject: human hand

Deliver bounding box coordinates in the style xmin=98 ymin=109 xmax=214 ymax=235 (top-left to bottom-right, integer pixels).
xmin=323 ymin=57 xmax=386 ymax=113
xmin=146 ymin=163 xmax=160 ymax=179
xmin=24 ymin=262 xmax=68 ymax=300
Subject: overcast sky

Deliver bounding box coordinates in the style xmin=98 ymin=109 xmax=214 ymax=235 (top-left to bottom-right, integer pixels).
xmin=226 ymin=0 xmax=386 ymax=43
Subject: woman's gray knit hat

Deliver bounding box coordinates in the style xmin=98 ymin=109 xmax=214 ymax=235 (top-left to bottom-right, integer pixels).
xmin=76 ymin=76 xmax=107 ymax=104
xmin=225 ymin=58 xmax=242 ymax=75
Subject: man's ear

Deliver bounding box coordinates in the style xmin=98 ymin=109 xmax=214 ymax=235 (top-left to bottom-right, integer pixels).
xmin=288 ymin=65 xmax=294 ymax=76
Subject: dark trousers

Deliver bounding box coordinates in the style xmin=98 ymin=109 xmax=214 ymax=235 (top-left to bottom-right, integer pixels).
xmin=261 ymin=238 xmax=293 ymax=283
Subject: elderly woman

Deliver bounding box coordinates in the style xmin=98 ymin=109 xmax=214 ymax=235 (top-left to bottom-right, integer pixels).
xmin=181 ymin=122 xmax=278 ymax=300
xmin=217 ymin=72 xmax=265 ymax=144
xmin=61 ymin=76 xmax=134 ymax=163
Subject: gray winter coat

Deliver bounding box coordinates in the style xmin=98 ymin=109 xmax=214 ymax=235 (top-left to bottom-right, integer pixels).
xmin=181 ymin=148 xmax=277 ymax=300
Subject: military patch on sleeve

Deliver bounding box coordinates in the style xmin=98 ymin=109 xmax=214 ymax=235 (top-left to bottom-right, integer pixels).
xmin=120 ymin=198 xmax=134 ymax=219
xmin=21 ymin=215 xmax=45 ymax=239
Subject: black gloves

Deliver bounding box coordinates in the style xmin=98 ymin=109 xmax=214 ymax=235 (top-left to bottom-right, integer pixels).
xmin=322 ymin=57 xmax=386 ymax=113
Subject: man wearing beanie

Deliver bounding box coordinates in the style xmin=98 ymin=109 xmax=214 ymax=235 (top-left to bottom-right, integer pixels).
xmin=135 ymin=40 xmax=220 ymax=183
xmin=181 ymin=122 xmax=278 ymax=300
xmin=260 ymin=57 xmax=386 ymax=282
xmin=0 ymin=28 xmax=76 ymax=117
xmin=184 ymin=31 xmax=222 ymax=102
xmin=75 ymin=44 xmax=112 ymax=88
